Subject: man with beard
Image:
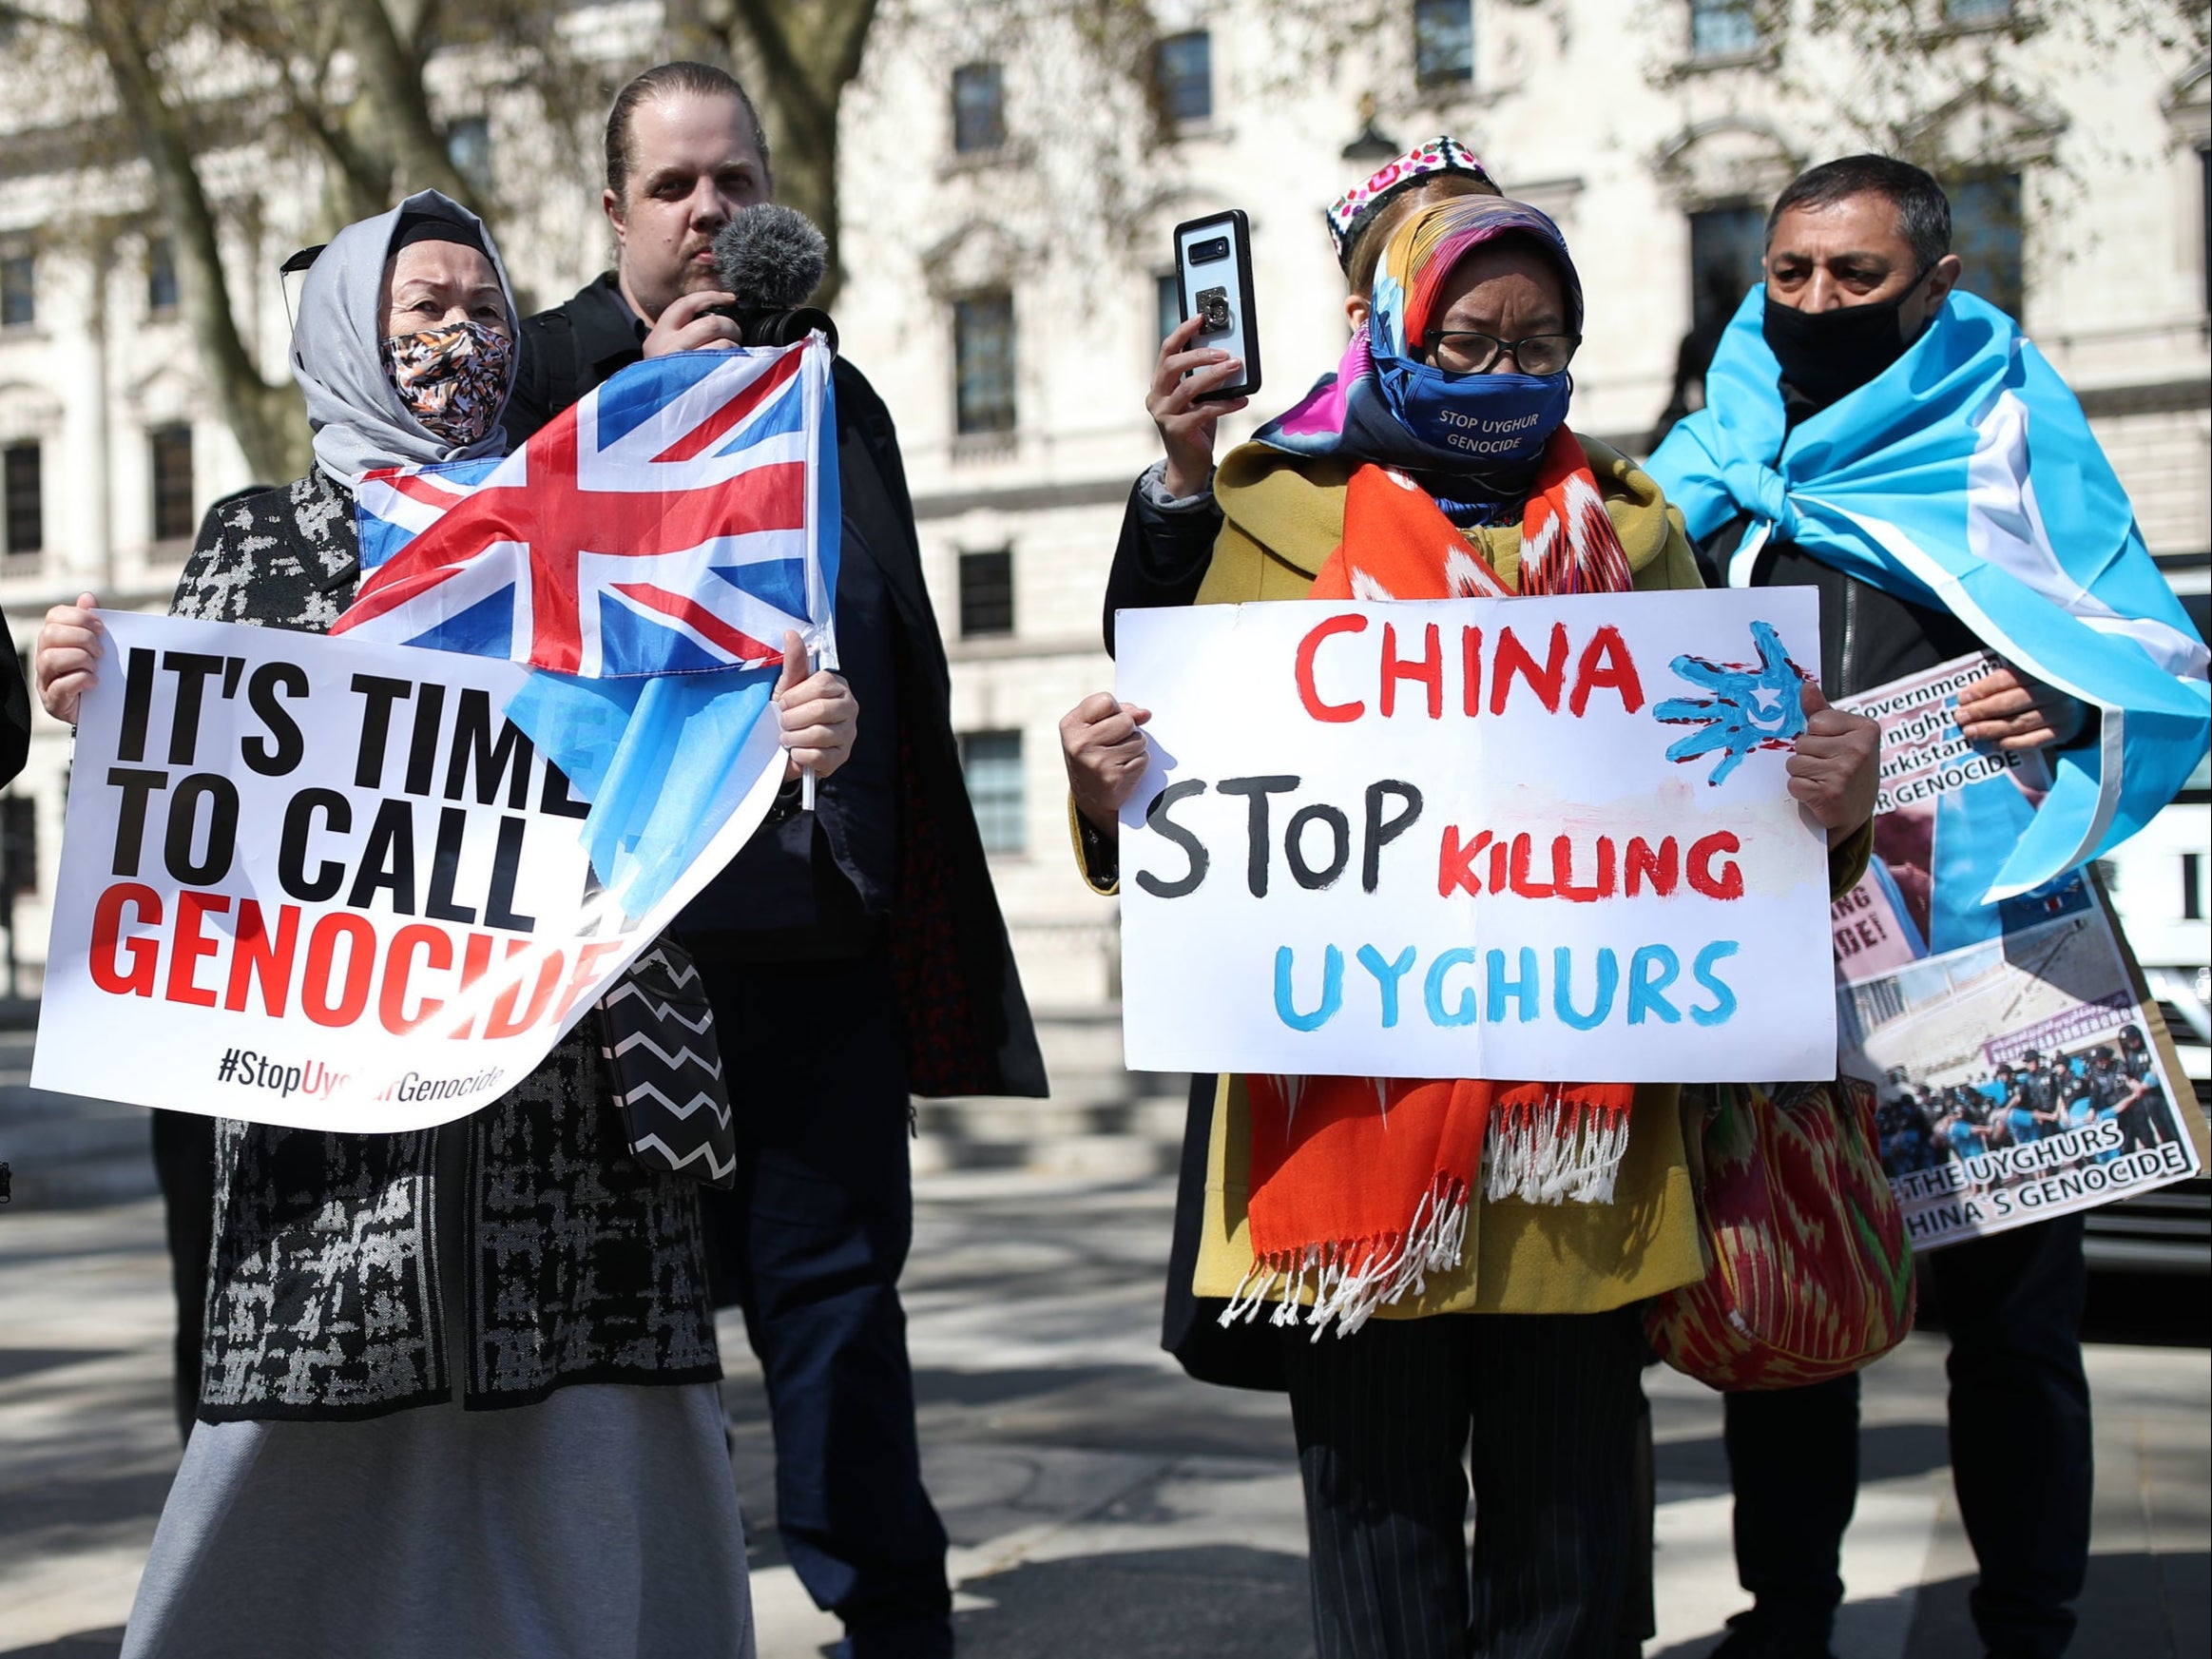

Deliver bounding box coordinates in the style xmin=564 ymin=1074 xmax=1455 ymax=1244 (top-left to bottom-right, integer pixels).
xmin=506 ymin=63 xmax=1048 ymax=1659
xmin=1651 ymin=154 xmax=2211 ymax=1659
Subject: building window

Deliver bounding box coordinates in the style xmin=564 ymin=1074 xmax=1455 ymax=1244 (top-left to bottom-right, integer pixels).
xmin=958 ymin=548 xmax=1014 ymax=638
xmin=952 ymin=63 xmax=1007 ymax=154
xmin=1689 ymin=203 xmax=1766 ymax=338
xmin=1414 ymin=0 xmax=1474 ymax=87
xmin=1948 ymin=171 xmax=2024 ymax=319
xmin=147 ymin=235 xmax=179 ymax=314
xmin=953 ymin=291 xmax=1016 ymax=436
xmin=1689 ymin=0 xmax=1759 ymax=58
xmin=961 ymin=730 xmax=1025 ymax=854
xmin=2200 ymin=146 xmax=2209 ymax=315
xmin=3 ymin=443 xmax=39 ymax=563
xmin=1154 ymin=29 xmax=1212 ymax=125
xmin=150 ymin=424 xmax=195 ymax=543
xmin=0 ymin=796 xmax=34 ymax=899
xmin=1941 ymin=0 xmax=2011 ymax=22
xmin=2184 ymin=851 xmax=2204 ymax=922
xmin=0 ymin=241 xmax=33 ymax=329
xmin=447 ymin=117 xmax=493 ymax=194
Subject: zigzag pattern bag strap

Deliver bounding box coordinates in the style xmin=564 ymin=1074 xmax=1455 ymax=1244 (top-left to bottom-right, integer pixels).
xmin=595 ymin=935 xmax=737 ymax=1186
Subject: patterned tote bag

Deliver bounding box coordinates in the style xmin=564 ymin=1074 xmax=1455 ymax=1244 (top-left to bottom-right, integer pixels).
xmin=1646 ymin=1077 xmax=1915 ymax=1391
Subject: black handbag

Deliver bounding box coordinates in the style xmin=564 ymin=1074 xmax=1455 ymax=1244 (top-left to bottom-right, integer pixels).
xmin=596 ymin=936 xmax=737 ymax=1187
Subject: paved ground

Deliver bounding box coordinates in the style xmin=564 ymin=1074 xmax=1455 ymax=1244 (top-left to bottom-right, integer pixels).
xmin=2 ymin=1168 xmax=2204 ymax=1658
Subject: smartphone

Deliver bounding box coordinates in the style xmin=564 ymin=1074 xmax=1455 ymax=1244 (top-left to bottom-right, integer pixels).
xmin=1173 ymin=209 xmax=1261 ymax=403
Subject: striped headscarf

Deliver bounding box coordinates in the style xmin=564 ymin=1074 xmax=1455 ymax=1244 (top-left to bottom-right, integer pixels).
xmin=1257 ymin=194 xmax=1584 ymax=487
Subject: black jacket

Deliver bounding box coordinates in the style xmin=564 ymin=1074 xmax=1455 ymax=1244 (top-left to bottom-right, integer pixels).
xmin=511 ymin=275 xmax=1047 ymax=1098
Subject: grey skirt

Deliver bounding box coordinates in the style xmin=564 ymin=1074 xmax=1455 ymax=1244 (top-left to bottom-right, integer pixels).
xmin=120 ymin=1382 xmax=753 ymax=1659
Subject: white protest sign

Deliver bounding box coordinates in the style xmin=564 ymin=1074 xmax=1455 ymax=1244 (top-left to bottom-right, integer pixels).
xmin=33 ymin=611 xmax=781 ymax=1130
xmin=1115 ymin=588 xmax=1836 ymax=1082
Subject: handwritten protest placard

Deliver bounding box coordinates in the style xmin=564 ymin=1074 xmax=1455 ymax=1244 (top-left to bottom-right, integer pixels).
xmin=32 ymin=611 xmax=781 ymax=1130
xmin=1115 ymin=588 xmax=1835 ymax=1082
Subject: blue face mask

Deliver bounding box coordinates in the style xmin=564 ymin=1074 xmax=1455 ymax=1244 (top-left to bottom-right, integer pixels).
xmin=1369 ymin=348 xmax=1572 ymax=472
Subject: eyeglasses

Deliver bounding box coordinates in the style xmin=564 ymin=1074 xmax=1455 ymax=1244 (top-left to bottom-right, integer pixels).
xmin=1420 ymin=330 xmax=1581 ymax=376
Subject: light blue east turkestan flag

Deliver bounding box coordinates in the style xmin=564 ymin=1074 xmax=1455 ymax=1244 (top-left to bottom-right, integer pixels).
xmin=1649 ymin=285 xmax=2211 ymax=904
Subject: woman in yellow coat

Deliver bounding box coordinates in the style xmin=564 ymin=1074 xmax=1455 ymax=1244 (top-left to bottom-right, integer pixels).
xmin=1063 ymin=194 xmax=1879 ymax=1658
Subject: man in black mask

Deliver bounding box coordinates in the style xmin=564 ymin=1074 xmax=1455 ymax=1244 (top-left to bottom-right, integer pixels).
xmin=1691 ymin=157 xmax=2096 ymax=1659
xmin=1706 ymin=155 xmax=2084 ymax=743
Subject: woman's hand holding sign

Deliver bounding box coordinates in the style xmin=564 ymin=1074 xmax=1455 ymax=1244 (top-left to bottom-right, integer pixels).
xmin=1786 ymin=682 xmax=1880 ymax=843
xmin=1061 ymin=693 xmax=1152 ymax=840
xmin=35 ymin=594 xmax=104 ymax=727
xmin=773 ymin=628 xmax=857 ymax=783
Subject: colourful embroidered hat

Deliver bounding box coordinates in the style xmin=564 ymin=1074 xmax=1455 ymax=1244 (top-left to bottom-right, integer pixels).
xmin=1325 ymin=135 xmax=1497 ymax=271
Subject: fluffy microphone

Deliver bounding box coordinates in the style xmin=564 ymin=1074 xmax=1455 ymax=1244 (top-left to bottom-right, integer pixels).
xmin=710 ymin=206 xmax=835 ymax=349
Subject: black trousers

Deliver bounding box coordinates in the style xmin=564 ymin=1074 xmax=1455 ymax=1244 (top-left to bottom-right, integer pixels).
xmin=694 ymin=953 xmax=952 ymax=1657
xmin=150 ymin=1108 xmax=218 ymax=1442
xmin=1725 ymin=1213 xmax=2092 ymax=1657
xmin=1283 ymin=1305 xmax=1647 ymax=1659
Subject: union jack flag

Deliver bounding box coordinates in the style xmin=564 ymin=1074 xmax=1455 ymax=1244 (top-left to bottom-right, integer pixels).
xmin=335 ymin=338 xmax=838 ymax=678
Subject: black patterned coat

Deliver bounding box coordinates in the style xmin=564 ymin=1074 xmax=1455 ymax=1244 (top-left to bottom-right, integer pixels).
xmin=175 ymin=472 xmax=721 ymax=1421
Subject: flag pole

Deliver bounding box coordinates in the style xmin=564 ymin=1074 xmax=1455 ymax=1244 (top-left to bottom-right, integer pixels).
xmin=800 ymin=335 xmax=838 ymax=816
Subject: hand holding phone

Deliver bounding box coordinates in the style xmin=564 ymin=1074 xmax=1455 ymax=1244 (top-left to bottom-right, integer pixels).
xmin=1149 ymin=316 xmax=1245 ymax=497
xmin=1173 ymin=211 xmax=1260 ymax=404
xmin=1152 ymin=211 xmax=1260 ymax=496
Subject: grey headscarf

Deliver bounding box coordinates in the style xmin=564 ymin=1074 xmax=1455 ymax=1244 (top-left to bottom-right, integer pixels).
xmin=293 ymin=189 xmax=519 ymax=491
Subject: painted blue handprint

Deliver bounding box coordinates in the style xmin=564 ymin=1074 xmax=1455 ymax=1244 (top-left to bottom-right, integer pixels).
xmin=1652 ymin=620 xmax=1809 ymax=784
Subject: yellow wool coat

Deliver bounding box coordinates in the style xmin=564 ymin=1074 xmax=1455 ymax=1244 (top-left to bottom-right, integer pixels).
xmin=1080 ymin=434 xmax=1873 ymax=1319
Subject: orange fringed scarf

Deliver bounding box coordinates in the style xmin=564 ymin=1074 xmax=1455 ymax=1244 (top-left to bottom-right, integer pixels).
xmin=1229 ymin=433 xmax=1641 ymax=1339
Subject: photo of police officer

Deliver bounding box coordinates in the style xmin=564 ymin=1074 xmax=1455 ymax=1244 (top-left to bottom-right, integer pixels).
xmin=1877 ymin=1023 xmax=2181 ymax=1175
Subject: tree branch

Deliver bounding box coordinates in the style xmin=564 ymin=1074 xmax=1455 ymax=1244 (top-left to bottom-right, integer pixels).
xmin=722 ymin=0 xmax=882 ymax=305
xmin=337 ymin=0 xmax=486 ymax=220
xmin=82 ymin=0 xmax=307 ymax=483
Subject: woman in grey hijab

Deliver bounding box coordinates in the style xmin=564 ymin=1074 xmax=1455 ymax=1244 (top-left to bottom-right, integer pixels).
xmin=36 ymin=192 xmax=759 ymax=1659
xmin=298 ymin=187 xmax=520 ymax=485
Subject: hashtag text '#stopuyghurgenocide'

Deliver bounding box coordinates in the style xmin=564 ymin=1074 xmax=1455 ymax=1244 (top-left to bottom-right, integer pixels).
xmin=213 ymin=1047 xmax=503 ymax=1105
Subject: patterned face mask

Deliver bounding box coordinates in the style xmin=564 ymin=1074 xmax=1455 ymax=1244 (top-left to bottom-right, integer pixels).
xmin=380 ymin=318 xmax=512 ymax=446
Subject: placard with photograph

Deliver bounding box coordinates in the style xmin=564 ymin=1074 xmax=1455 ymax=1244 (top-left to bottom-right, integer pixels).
xmin=1833 ymin=654 xmax=2202 ymax=1249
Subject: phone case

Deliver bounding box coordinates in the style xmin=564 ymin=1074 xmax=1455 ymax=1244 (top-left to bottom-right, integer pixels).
xmin=1173 ymin=209 xmax=1261 ymax=402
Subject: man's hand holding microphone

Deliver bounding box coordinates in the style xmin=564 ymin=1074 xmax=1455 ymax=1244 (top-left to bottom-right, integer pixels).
xmin=643 ymin=288 xmax=746 ymax=357
xmin=644 ymin=204 xmax=839 ymax=360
